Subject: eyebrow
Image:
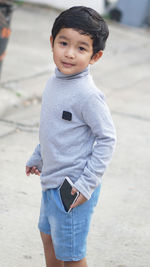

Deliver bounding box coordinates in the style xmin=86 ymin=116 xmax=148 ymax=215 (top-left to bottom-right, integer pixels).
xmin=58 ymin=35 xmax=69 ymax=40
xmin=58 ymin=35 xmax=90 ymax=48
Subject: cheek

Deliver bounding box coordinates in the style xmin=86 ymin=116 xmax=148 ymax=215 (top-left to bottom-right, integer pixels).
xmin=79 ymin=55 xmax=92 ymax=66
xmin=53 ymin=54 xmax=59 ymax=66
xmin=53 ymin=50 xmax=60 ymax=61
xmin=53 ymin=45 xmax=61 ymax=56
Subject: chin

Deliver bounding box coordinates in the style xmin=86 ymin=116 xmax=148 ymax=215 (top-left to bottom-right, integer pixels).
xmin=61 ymin=69 xmax=76 ymax=75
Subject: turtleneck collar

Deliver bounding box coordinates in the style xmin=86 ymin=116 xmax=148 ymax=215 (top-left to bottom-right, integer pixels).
xmin=55 ymin=66 xmax=90 ymax=80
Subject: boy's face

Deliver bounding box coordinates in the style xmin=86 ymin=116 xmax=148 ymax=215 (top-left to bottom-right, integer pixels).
xmin=50 ymin=28 xmax=102 ymax=75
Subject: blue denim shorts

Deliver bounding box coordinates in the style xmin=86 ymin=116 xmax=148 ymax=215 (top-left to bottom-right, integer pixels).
xmin=38 ymin=185 xmax=100 ymax=262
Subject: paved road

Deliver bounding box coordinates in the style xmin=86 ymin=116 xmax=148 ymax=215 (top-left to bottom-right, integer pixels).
xmin=0 ymin=3 xmax=150 ymax=267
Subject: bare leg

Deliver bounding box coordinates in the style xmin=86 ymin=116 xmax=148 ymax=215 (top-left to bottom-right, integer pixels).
xmin=64 ymin=258 xmax=87 ymax=267
xmin=40 ymin=231 xmax=64 ymax=267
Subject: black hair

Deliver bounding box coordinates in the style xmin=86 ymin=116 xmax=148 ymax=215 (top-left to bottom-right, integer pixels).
xmin=51 ymin=6 xmax=109 ymax=56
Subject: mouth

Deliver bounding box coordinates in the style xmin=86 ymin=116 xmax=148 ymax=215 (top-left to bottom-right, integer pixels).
xmin=62 ymin=61 xmax=75 ymax=68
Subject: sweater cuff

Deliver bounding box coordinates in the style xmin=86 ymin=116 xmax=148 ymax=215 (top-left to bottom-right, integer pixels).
xmin=26 ymin=158 xmax=42 ymax=172
xmin=74 ymin=180 xmax=92 ymax=200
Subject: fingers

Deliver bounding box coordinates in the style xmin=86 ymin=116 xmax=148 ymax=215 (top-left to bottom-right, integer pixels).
xmin=71 ymin=187 xmax=77 ymax=195
xmin=26 ymin=166 xmax=41 ymax=176
xmin=26 ymin=166 xmax=31 ymax=176
xmin=70 ymin=190 xmax=87 ymax=209
xmin=30 ymin=166 xmax=36 ymax=174
xmin=35 ymin=168 xmax=41 ymax=176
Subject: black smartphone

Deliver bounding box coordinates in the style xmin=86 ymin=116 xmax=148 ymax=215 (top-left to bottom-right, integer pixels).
xmin=59 ymin=177 xmax=79 ymax=212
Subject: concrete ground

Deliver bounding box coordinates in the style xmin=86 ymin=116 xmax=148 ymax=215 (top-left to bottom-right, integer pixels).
xmin=0 ymin=3 xmax=150 ymax=267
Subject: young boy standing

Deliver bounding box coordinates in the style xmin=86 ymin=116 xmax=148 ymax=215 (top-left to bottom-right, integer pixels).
xmin=26 ymin=6 xmax=116 ymax=267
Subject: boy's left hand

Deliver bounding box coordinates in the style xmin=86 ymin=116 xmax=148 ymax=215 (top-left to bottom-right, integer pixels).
xmin=70 ymin=187 xmax=87 ymax=209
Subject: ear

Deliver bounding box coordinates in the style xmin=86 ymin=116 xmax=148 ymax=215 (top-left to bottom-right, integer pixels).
xmin=50 ymin=35 xmax=53 ymax=49
xmin=89 ymin=50 xmax=103 ymax=65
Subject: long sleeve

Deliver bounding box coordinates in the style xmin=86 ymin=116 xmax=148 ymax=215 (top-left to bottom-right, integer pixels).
xmin=26 ymin=144 xmax=43 ymax=172
xmin=74 ymin=93 xmax=116 ymax=200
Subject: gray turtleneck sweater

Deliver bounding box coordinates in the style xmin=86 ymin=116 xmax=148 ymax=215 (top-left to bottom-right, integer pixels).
xmin=27 ymin=67 xmax=116 ymax=200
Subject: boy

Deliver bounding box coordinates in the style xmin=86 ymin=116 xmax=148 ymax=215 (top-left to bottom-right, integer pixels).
xmin=26 ymin=6 xmax=116 ymax=267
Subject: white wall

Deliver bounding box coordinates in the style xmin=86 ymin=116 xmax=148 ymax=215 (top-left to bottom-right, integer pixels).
xmin=21 ymin=0 xmax=105 ymax=14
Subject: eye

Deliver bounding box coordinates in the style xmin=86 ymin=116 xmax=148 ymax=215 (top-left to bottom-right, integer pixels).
xmin=79 ymin=46 xmax=86 ymax=51
xmin=60 ymin=41 xmax=67 ymax=46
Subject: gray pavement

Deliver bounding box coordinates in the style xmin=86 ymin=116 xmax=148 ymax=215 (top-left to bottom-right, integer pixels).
xmin=0 ymin=3 xmax=150 ymax=267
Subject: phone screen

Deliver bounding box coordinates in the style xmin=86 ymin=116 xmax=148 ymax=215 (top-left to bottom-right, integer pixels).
xmin=60 ymin=178 xmax=79 ymax=212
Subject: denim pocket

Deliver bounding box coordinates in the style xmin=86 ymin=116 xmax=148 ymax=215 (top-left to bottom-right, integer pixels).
xmin=57 ymin=188 xmax=72 ymax=214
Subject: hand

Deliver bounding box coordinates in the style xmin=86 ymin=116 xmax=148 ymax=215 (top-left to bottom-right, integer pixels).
xmin=70 ymin=187 xmax=87 ymax=209
xmin=26 ymin=166 xmax=41 ymax=176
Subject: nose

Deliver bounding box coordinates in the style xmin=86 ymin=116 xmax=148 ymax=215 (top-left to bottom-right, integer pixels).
xmin=65 ymin=47 xmax=75 ymax=59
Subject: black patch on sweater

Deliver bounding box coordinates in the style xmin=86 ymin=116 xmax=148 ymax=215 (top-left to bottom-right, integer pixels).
xmin=62 ymin=111 xmax=72 ymax=121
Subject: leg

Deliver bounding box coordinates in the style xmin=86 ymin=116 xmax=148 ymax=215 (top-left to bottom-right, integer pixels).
xmin=40 ymin=231 xmax=64 ymax=267
xmin=64 ymin=258 xmax=87 ymax=267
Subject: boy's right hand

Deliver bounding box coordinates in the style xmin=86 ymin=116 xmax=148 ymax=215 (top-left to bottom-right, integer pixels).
xmin=26 ymin=166 xmax=41 ymax=176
